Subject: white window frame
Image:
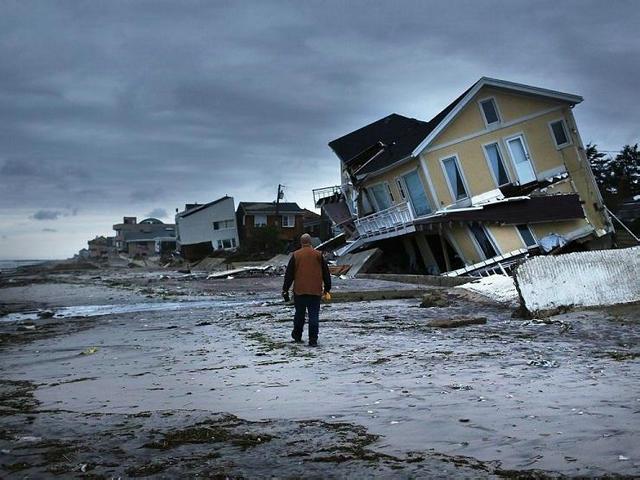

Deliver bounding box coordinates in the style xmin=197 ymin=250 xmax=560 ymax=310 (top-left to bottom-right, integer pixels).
xmin=482 ymin=141 xmax=511 ymax=187
xmin=548 ymin=118 xmax=572 ymax=149
xmin=478 ymin=96 xmax=502 ymax=128
xmin=253 ymin=214 xmax=267 ymax=227
xmin=386 ymin=182 xmax=395 ymax=203
xmin=467 ymin=223 xmax=501 ymax=260
xmin=503 ymin=132 xmax=538 ymax=184
xmin=439 ymin=154 xmax=471 ymax=204
xmin=515 ymin=224 xmax=537 ymax=249
xmin=281 ymin=214 xmax=295 ymax=228
xmin=399 ymin=168 xmax=432 ymax=217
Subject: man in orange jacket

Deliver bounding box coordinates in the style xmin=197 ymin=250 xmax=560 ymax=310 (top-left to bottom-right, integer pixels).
xmin=282 ymin=234 xmax=332 ymax=347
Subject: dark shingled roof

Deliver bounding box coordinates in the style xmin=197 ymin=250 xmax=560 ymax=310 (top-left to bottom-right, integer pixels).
xmin=237 ymin=202 xmax=304 ymax=215
xmin=328 ymin=84 xmax=475 ymax=176
xmin=177 ymin=195 xmax=232 ymax=218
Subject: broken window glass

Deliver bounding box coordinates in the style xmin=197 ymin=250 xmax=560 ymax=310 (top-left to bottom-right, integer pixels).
xmin=484 ymin=143 xmax=510 ymax=186
xmin=443 ymin=157 xmax=468 ymax=201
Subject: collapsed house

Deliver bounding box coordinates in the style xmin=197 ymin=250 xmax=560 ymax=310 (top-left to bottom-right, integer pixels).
xmin=175 ymin=196 xmax=240 ymax=261
xmin=316 ymin=77 xmax=613 ymax=277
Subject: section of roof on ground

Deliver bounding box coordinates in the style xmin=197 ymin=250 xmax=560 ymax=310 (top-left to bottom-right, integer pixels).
xmin=328 ymin=77 xmax=583 ymax=178
xmin=237 ymin=202 xmax=305 ymax=214
xmin=177 ymin=195 xmax=232 ymax=219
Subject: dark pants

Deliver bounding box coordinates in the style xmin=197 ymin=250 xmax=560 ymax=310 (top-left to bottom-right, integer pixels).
xmin=293 ymin=294 xmax=321 ymax=343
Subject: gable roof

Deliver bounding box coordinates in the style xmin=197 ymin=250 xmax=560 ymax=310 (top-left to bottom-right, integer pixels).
xmin=328 ymin=77 xmax=583 ymax=178
xmin=237 ymin=202 xmax=304 ymax=215
xmin=177 ymin=195 xmax=233 ymax=219
xmin=410 ymin=77 xmax=583 ymax=156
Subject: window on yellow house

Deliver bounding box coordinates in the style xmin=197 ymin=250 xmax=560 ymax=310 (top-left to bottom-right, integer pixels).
xmin=479 ymin=98 xmax=500 ymax=126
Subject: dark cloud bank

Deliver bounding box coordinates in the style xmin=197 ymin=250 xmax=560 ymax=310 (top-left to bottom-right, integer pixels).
xmin=1 ymin=1 xmax=639 ymax=240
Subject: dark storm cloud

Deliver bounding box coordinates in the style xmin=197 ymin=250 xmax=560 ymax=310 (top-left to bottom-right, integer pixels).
xmin=1 ymin=0 xmax=639 ymax=221
xmin=30 ymin=208 xmax=78 ymax=221
xmin=145 ymin=208 xmax=169 ymax=219
xmin=32 ymin=210 xmax=62 ymax=221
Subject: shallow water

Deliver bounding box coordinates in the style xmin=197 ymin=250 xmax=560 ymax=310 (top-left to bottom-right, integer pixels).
xmin=0 ymin=297 xmax=268 ymax=323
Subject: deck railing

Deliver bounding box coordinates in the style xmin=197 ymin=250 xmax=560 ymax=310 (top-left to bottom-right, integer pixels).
xmin=313 ymin=185 xmax=343 ymax=206
xmin=354 ymin=202 xmax=415 ymax=239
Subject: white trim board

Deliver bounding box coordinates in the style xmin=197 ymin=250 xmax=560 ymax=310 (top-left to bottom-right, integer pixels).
xmin=547 ymin=117 xmax=573 ymax=149
xmin=477 ymin=96 xmax=503 ymax=129
xmin=439 ymin=153 xmax=472 ymax=205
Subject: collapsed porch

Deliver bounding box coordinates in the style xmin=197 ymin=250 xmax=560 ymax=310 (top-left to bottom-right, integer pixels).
xmin=316 ymin=184 xmax=599 ymax=277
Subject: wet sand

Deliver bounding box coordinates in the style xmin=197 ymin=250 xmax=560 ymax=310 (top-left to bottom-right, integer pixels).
xmin=0 ymin=266 xmax=638 ymax=478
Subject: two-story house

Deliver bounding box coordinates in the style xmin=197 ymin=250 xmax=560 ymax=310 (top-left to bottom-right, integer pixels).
xmin=317 ymin=77 xmax=613 ymax=276
xmin=175 ymin=196 xmax=240 ymax=260
xmin=112 ymin=216 xmax=176 ymax=257
xmin=236 ymin=202 xmax=305 ymax=247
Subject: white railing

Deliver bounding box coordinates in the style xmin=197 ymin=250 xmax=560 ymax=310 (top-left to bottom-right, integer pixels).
xmin=313 ymin=185 xmax=343 ymax=206
xmin=354 ymin=202 xmax=415 ymax=239
xmin=442 ymin=248 xmax=529 ymax=277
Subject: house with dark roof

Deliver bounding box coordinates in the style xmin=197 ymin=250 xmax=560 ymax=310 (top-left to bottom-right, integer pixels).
xmin=315 ymin=77 xmax=613 ymax=276
xmin=175 ymin=196 xmax=239 ymax=260
xmin=236 ymin=201 xmax=305 ymax=247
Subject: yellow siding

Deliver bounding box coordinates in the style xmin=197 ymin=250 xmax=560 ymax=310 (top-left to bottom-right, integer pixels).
xmin=530 ymin=219 xmax=591 ymax=240
xmin=487 ymin=225 xmax=526 ymax=252
xmin=446 ymin=225 xmax=482 ymax=265
xmin=361 ymin=159 xmax=436 ymax=211
xmin=432 ymin=87 xmax=562 ymax=146
xmin=422 ymin=107 xmax=575 ymax=206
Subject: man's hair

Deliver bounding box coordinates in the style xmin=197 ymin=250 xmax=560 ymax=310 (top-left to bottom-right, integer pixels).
xmin=300 ymin=233 xmax=312 ymax=245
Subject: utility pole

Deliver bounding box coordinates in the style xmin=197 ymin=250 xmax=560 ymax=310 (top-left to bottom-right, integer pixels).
xmin=275 ymin=184 xmax=283 ymax=227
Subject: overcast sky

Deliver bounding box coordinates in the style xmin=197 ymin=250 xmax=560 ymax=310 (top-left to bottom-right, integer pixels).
xmin=1 ymin=0 xmax=639 ymax=259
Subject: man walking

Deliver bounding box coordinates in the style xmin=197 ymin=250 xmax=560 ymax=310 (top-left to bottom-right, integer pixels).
xmin=282 ymin=234 xmax=331 ymax=347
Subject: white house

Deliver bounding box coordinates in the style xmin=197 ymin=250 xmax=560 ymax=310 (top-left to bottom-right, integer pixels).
xmin=175 ymin=196 xmax=240 ymax=260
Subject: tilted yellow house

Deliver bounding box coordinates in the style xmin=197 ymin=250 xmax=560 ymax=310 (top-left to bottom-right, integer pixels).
xmin=316 ymin=77 xmax=613 ymax=276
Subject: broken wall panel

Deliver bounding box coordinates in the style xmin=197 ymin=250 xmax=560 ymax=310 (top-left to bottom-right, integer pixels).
xmin=514 ymin=246 xmax=640 ymax=314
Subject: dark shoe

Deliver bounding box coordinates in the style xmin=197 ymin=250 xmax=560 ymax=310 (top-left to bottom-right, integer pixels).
xmin=308 ymin=341 xmax=318 ymax=347
xmin=291 ymin=332 xmax=303 ymax=343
